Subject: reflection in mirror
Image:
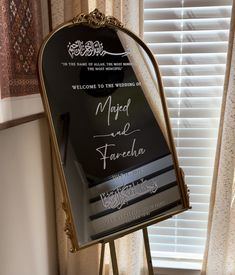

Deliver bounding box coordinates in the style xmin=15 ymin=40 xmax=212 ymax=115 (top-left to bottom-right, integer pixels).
xmin=117 ymin=30 xmax=168 ymax=143
xmin=39 ymin=20 xmax=189 ymax=249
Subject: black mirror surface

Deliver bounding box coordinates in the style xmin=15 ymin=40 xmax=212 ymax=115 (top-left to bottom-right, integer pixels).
xmin=39 ymin=20 xmax=189 ymax=248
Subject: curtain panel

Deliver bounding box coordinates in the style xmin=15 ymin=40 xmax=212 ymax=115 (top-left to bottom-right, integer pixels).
xmin=202 ymin=0 xmax=235 ymax=274
xmin=48 ymin=0 xmax=147 ymax=274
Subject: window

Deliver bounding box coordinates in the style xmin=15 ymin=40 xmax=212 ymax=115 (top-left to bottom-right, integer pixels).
xmin=144 ymin=0 xmax=232 ymax=270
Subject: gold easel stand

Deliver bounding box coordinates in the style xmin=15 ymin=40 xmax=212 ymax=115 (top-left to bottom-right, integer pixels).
xmin=99 ymin=228 xmax=154 ymax=275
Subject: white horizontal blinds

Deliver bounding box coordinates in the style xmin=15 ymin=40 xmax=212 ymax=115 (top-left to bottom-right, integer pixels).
xmin=144 ymin=0 xmax=232 ymax=269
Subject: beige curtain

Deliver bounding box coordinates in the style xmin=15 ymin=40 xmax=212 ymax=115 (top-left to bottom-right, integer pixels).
xmin=50 ymin=2 xmax=99 ymax=275
xmin=49 ymin=1 xmax=147 ymax=274
xmin=201 ymin=1 xmax=235 ymax=274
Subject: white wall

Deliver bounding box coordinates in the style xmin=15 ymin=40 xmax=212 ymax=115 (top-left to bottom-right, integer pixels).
xmin=0 ymin=118 xmax=58 ymax=275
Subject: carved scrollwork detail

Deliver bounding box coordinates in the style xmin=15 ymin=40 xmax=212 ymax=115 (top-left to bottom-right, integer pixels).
xmin=180 ymin=168 xmax=190 ymax=206
xmin=62 ymin=202 xmax=77 ymax=253
xmin=72 ymin=8 xmax=124 ymax=28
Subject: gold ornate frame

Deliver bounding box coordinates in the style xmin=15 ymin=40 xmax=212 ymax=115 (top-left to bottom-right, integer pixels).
xmin=38 ymin=9 xmax=190 ymax=252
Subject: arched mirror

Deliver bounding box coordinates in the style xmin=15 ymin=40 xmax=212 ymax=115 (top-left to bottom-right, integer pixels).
xmin=38 ymin=9 xmax=190 ymax=251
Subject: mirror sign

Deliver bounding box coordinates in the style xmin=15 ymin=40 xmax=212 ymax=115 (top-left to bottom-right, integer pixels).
xmin=38 ymin=9 xmax=190 ymax=251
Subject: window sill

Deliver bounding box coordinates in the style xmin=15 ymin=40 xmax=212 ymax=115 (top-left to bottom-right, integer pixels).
xmin=154 ymin=267 xmax=201 ymax=275
xmin=152 ymin=258 xmax=201 ymax=275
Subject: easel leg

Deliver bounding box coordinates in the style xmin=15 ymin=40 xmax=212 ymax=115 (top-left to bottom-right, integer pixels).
xmin=99 ymin=243 xmax=106 ymax=275
xmin=99 ymin=231 xmax=153 ymax=275
xmin=143 ymin=228 xmax=154 ymax=275
xmin=109 ymin=240 xmax=119 ymax=275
